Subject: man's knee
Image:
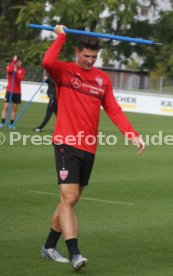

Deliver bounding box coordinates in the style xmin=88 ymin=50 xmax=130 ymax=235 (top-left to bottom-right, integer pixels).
xmin=3 ymin=103 xmax=8 ymax=112
xmin=60 ymin=190 xmax=80 ymax=207
xmin=12 ymin=104 xmax=18 ymax=112
xmin=63 ymin=195 xmax=79 ymax=207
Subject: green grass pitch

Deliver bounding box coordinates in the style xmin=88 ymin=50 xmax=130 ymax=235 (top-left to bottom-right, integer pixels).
xmin=0 ymin=99 xmax=173 ymax=276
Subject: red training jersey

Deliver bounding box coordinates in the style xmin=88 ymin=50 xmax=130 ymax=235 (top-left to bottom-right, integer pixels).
xmin=6 ymin=59 xmax=25 ymax=94
xmin=42 ymin=33 xmax=139 ymax=154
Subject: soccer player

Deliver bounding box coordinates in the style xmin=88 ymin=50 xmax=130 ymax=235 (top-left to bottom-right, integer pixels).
xmin=0 ymin=55 xmax=25 ymax=129
xmin=41 ymin=25 xmax=145 ymax=271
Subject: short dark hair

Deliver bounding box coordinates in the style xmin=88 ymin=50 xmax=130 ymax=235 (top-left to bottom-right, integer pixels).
xmin=77 ymin=36 xmax=100 ymax=51
xmin=17 ymin=56 xmax=23 ymax=62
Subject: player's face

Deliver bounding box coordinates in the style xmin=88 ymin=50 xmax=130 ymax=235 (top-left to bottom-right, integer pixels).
xmin=16 ymin=60 xmax=22 ymax=67
xmin=75 ymin=48 xmax=98 ymax=70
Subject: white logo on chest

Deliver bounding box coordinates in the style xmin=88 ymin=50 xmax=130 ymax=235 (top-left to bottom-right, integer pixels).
xmin=71 ymin=78 xmax=81 ymax=88
xmin=96 ymin=76 xmax=103 ymax=87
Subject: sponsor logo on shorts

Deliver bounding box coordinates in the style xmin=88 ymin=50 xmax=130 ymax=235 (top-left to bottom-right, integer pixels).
xmin=59 ymin=169 xmax=69 ymax=180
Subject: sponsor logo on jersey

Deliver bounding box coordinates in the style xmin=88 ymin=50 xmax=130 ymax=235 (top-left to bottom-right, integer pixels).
xmin=71 ymin=78 xmax=82 ymax=88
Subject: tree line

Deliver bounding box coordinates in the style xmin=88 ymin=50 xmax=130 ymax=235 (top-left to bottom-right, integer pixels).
xmin=0 ymin=0 xmax=173 ymax=78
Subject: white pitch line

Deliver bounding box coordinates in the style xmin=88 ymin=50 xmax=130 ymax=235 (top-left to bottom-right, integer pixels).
xmin=30 ymin=191 xmax=57 ymax=196
xmin=81 ymin=196 xmax=134 ymax=206
xmin=30 ymin=190 xmax=134 ymax=206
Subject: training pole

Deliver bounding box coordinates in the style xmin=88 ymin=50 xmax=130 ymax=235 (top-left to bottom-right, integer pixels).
xmin=5 ymin=72 xmax=15 ymax=127
xmin=11 ymin=80 xmax=46 ymax=127
xmin=29 ymin=23 xmax=161 ymax=46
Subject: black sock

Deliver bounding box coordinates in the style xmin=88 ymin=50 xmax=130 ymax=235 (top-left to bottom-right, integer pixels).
xmin=66 ymin=238 xmax=80 ymax=261
xmin=10 ymin=120 xmax=14 ymax=125
xmin=44 ymin=228 xmax=62 ymax=249
xmin=2 ymin=118 xmax=5 ymax=124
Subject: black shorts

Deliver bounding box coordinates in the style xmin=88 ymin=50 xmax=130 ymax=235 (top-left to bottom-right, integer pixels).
xmin=4 ymin=92 xmax=21 ymax=104
xmin=54 ymin=144 xmax=95 ymax=186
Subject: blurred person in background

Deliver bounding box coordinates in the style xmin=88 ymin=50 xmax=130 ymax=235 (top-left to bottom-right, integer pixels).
xmin=0 ymin=55 xmax=25 ymax=129
xmin=33 ymin=73 xmax=57 ymax=132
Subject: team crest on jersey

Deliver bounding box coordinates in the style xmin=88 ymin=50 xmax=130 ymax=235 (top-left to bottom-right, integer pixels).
xmin=96 ymin=76 xmax=103 ymax=87
xmin=59 ymin=169 xmax=69 ymax=180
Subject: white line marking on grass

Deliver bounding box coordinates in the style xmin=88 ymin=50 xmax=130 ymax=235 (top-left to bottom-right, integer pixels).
xmin=30 ymin=190 xmax=134 ymax=206
xmin=30 ymin=191 xmax=57 ymax=196
xmin=81 ymin=196 xmax=134 ymax=206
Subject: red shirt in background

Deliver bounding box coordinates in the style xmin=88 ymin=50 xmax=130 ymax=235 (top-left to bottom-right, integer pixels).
xmin=6 ymin=59 xmax=25 ymax=94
